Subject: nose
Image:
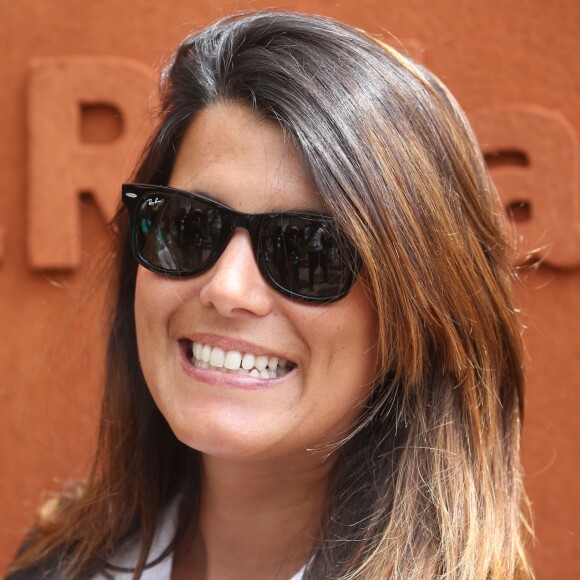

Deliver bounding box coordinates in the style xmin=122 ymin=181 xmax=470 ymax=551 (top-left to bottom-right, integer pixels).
xmin=198 ymin=228 xmax=275 ymax=318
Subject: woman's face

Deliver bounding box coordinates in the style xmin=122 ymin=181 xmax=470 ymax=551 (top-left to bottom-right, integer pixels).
xmin=135 ymin=103 xmax=379 ymax=463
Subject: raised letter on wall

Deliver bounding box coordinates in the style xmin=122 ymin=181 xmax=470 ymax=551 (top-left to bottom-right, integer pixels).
xmin=473 ymin=106 xmax=580 ymax=269
xmin=27 ymin=57 xmax=156 ymax=270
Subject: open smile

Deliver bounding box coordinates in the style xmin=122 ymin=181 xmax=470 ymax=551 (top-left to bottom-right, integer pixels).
xmin=181 ymin=339 xmax=297 ymax=381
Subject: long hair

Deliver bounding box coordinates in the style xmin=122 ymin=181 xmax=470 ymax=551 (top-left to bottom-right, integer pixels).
xmin=9 ymin=11 xmax=532 ymax=579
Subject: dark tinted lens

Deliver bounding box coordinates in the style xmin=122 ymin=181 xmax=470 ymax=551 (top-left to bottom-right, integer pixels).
xmin=261 ymin=216 xmax=354 ymax=299
xmin=135 ymin=192 xmax=225 ymax=273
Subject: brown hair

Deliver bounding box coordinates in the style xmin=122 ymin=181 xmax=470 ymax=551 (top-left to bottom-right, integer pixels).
xmin=9 ymin=11 xmax=532 ymax=579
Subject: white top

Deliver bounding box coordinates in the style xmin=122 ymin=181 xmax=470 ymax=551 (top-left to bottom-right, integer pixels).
xmin=92 ymin=500 xmax=305 ymax=579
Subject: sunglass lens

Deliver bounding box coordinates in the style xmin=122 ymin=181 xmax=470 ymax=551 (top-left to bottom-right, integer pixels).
xmin=135 ymin=193 xmax=225 ymax=274
xmin=261 ymin=217 xmax=354 ymax=300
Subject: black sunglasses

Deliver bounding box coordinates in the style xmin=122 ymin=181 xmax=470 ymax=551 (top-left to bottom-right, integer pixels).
xmin=122 ymin=184 xmax=361 ymax=303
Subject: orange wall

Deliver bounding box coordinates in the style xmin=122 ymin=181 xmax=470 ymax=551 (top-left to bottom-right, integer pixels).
xmin=1 ymin=1 xmax=578 ymax=577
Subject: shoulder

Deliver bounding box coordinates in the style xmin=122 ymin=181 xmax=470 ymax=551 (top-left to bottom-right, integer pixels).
xmin=6 ymin=489 xmax=178 ymax=580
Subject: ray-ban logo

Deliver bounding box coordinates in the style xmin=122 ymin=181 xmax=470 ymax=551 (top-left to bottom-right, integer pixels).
xmin=148 ymin=197 xmax=163 ymax=206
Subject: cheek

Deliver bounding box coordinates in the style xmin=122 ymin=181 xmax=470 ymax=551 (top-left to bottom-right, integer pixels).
xmin=322 ymin=283 xmax=378 ymax=377
xmin=299 ymin=283 xmax=380 ymax=428
xmin=134 ymin=268 xmax=157 ymax=345
xmin=134 ymin=267 xmax=182 ymax=330
xmin=134 ymin=268 xmax=178 ymax=374
xmin=134 ymin=268 xmax=188 ymax=428
xmin=134 ymin=270 xmax=160 ymax=383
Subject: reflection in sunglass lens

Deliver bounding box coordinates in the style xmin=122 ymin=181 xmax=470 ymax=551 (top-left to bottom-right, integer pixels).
xmin=136 ymin=194 xmax=223 ymax=273
xmin=261 ymin=217 xmax=351 ymax=299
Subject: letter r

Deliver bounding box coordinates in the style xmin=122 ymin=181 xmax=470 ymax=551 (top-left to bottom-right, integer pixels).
xmin=27 ymin=57 xmax=156 ymax=269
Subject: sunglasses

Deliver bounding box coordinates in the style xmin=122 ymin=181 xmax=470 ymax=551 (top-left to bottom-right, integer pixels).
xmin=122 ymin=184 xmax=361 ymax=303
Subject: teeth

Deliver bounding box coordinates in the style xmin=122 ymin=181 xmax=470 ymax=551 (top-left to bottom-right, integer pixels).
xmin=190 ymin=341 xmax=293 ymax=379
xmin=224 ymin=350 xmax=242 ymax=370
xmin=241 ymin=353 xmax=255 ymax=370
xmin=209 ymin=347 xmax=225 ymax=368
xmin=254 ymin=355 xmax=268 ymax=372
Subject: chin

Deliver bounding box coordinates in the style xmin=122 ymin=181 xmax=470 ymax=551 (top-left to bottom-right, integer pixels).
xmin=164 ymin=407 xmax=287 ymax=461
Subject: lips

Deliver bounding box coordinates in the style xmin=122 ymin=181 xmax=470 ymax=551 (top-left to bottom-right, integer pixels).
xmin=182 ymin=338 xmax=296 ymax=380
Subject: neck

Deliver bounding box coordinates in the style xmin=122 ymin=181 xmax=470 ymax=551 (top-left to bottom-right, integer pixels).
xmin=174 ymin=452 xmax=334 ymax=580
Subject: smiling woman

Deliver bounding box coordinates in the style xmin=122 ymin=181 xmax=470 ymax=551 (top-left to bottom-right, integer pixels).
xmin=8 ymin=10 xmax=532 ymax=580
xmin=134 ymin=104 xmax=379 ymax=463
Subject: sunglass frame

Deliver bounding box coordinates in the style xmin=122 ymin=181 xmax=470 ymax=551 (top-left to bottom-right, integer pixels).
xmin=122 ymin=183 xmax=360 ymax=303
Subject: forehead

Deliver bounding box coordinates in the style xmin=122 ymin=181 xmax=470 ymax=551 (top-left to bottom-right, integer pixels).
xmin=169 ymin=102 xmax=323 ymax=213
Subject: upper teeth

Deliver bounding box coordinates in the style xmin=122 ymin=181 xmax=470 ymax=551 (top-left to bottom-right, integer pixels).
xmin=191 ymin=341 xmax=291 ymax=379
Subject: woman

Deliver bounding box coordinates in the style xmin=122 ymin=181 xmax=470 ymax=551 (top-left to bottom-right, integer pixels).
xmin=8 ymin=11 xmax=532 ymax=579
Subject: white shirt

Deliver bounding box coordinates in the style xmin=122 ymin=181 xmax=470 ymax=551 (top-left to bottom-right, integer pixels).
xmin=92 ymin=500 xmax=305 ymax=579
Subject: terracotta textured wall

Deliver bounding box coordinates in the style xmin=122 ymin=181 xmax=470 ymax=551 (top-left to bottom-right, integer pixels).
xmin=1 ymin=0 xmax=578 ymax=576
